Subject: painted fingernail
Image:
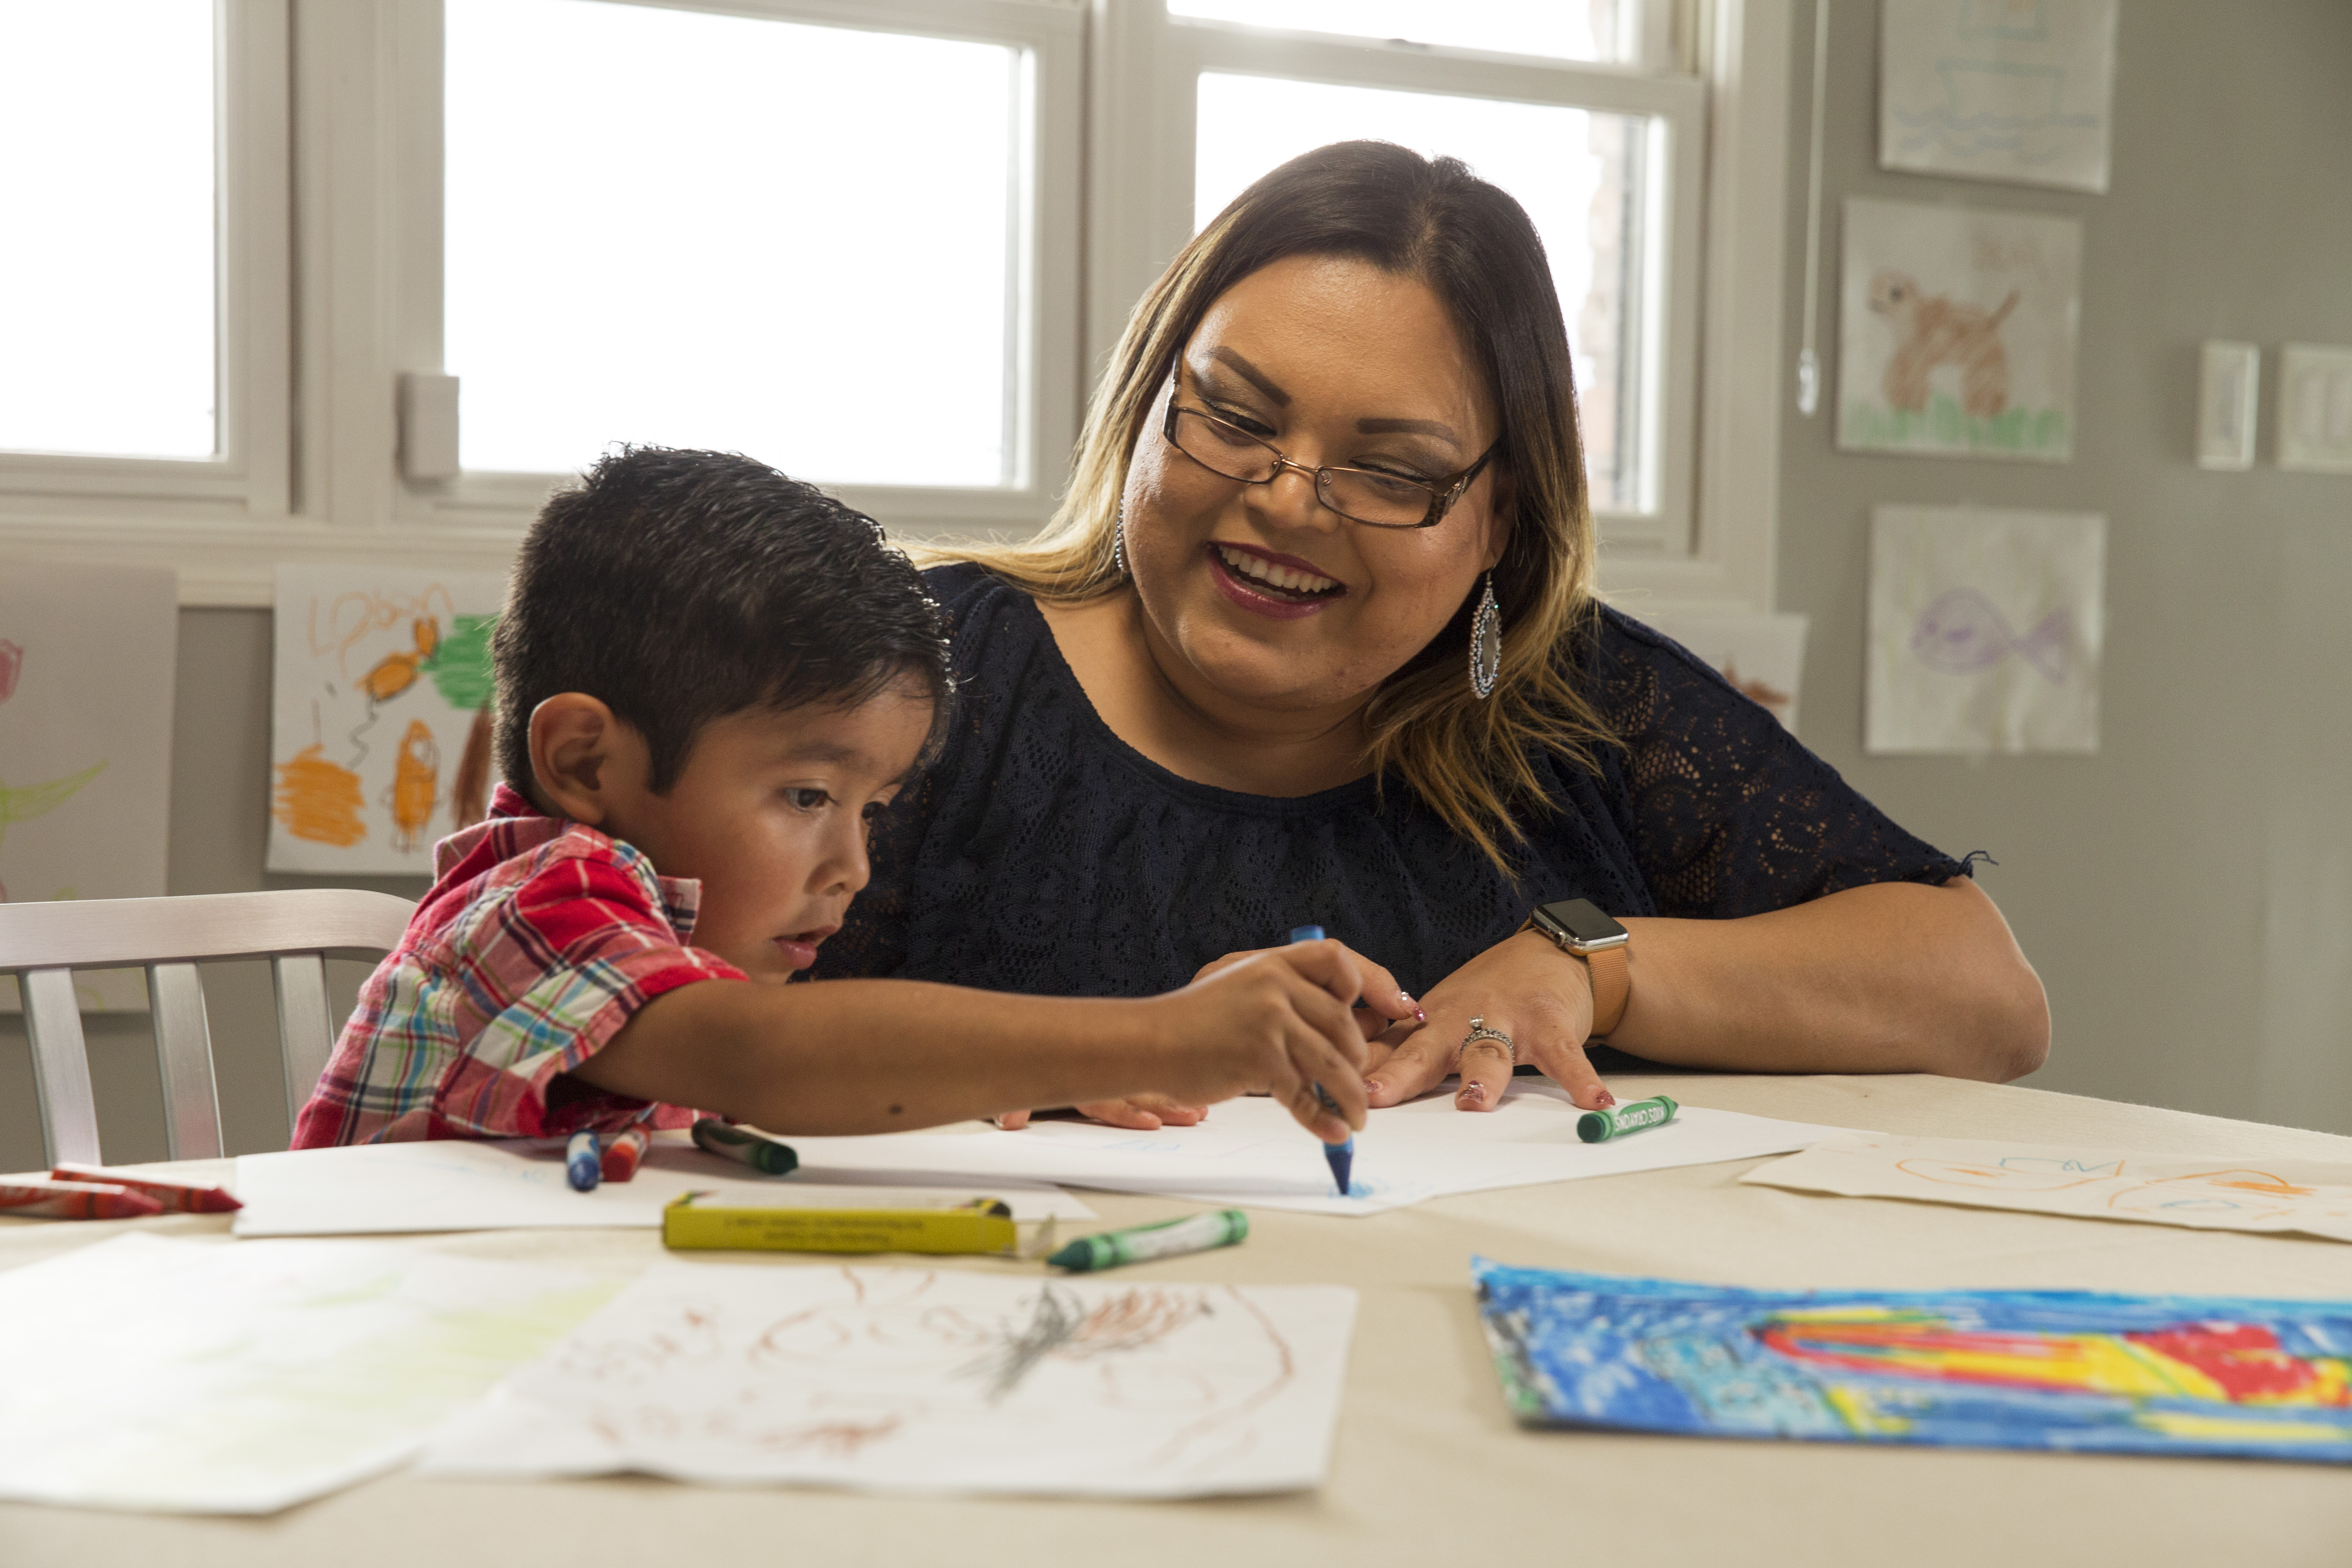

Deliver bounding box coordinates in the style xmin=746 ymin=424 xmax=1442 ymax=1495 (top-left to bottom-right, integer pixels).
xmin=1596 ymin=1090 xmax=1616 ymax=1108
xmin=1413 ymin=1008 xmax=1427 ymax=1023
xmin=1458 ymin=1081 xmax=1487 ymax=1103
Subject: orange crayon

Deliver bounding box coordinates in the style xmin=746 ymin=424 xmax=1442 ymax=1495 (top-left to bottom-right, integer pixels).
xmin=601 ymin=1125 xmax=650 ymax=1182
xmin=51 ymin=1163 xmax=242 ymax=1214
xmin=1 ymin=1179 xmax=165 ymax=1221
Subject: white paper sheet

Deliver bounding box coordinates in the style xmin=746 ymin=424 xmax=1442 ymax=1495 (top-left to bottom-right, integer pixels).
xmin=0 ymin=1233 xmax=618 ymax=1513
xmin=1879 ymin=0 xmax=2119 ymax=193
xmin=0 ymin=561 xmax=178 ymax=1014
xmin=765 ymin=1082 xmax=1834 ymax=1217
xmin=267 ymin=565 xmax=510 ymax=874
xmin=1867 ymin=504 xmax=2104 ymax=755
xmin=420 ymin=1262 xmax=1356 ymax=1498
xmin=1745 ymin=1130 xmax=2352 ymax=1245
xmin=233 ymin=1133 xmax=1096 ymax=1236
xmin=1636 ymin=610 xmax=1810 ymax=732
xmin=1838 ymin=197 xmax=2082 ymax=462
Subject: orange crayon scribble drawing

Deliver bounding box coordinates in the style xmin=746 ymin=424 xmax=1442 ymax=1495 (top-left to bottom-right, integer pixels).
xmin=360 ymin=617 xmax=442 ymax=705
xmin=274 ymin=744 xmax=366 ymax=848
xmin=385 ymin=720 xmax=442 ymax=852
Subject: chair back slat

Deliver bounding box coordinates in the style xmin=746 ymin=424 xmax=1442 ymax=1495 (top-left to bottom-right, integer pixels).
xmin=146 ymin=962 xmax=225 ymax=1161
xmin=271 ymin=953 xmax=336 ymax=1125
xmin=22 ymin=968 xmax=102 ymax=1166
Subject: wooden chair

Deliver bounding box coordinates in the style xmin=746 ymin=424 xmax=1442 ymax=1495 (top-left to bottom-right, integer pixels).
xmin=1 ymin=890 xmax=416 ymax=1166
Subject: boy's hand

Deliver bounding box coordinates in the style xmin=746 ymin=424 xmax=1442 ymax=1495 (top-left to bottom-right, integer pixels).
xmin=994 ymin=1094 xmax=1207 ymax=1133
xmin=1147 ymin=940 xmax=1372 ymax=1143
xmin=1191 ymin=939 xmax=1423 ymax=1040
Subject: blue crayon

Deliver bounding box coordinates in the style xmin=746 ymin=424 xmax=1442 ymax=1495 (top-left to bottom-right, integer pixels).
xmin=1287 ymin=925 xmax=1356 ymax=1197
xmin=565 ymin=1130 xmax=601 ymax=1191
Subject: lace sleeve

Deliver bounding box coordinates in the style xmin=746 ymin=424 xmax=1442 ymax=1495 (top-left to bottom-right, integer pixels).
xmin=1591 ymin=611 xmax=1969 ymax=920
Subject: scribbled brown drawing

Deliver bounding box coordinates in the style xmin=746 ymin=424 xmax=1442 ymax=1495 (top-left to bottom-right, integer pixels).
xmin=451 ymin=703 xmax=493 ymax=830
xmin=1868 ymin=269 xmax=2020 ymax=417
xmin=274 ymin=744 xmax=367 ymax=848
xmin=386 ymin=720 xmax=442 ymax=852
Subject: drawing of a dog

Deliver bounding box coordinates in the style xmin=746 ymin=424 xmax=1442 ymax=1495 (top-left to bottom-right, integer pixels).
xmin=1868 ymin=270 xmax=2021 ymax=417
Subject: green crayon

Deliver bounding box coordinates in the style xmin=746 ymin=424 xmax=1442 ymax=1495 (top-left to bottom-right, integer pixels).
xmin=691 ymin=1117 xmax=800 ymax=1176
xmin=1577 ymin=1094 xmax=1678 ymax=1143
xmin=1048 ymin=1209 xmax=1249 ymax=1272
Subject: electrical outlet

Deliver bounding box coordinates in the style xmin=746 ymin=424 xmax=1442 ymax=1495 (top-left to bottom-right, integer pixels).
xmin=2278 ymin=345 xmax=2352 ymax=474
xmin=2196 ymin=340 xmax=2258 ymax=470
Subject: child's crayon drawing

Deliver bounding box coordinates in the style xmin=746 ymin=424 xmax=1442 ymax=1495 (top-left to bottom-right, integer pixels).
xmin=268 ymin=566 xmax=507 ymax=875
xmin=1474 ymin=1259 xmax=2352 ymax=1462
xmin=0 ymin=564 xmax=176 ymax=1014
xmin=420 ymin=1263 xmax=1357 ymax=1497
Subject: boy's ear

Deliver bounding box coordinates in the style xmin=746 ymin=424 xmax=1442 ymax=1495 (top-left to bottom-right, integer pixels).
xmin=528 ymin=693 xmax=631 ymax=826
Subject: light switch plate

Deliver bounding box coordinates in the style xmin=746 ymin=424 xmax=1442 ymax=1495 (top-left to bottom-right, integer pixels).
xmin=2278 ymin=344 xmax=2352 ymax=474
xmin=398 ymin=372 xmax=461 ymax=482
xmin=2196 ymin=340 xmax=2258 ymax=470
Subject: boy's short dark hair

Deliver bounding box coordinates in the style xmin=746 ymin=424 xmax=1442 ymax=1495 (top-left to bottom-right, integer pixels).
xmin=493 ymin=446 xmax=950 ymax=795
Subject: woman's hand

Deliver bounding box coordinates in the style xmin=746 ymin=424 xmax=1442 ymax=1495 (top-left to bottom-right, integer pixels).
xmin=1362 ymin=930 xmax=1616 ymax=1113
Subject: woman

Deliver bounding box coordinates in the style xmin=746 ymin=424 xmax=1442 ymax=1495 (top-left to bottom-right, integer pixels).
xmin=819 ymin=141 xmax=2048 ymax=1123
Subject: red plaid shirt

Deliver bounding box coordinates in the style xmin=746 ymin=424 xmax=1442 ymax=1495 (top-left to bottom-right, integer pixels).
xmin=292 ymin=784 xmax=744 ymax=1146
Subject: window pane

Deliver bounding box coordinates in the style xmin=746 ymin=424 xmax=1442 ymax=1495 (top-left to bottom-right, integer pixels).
xmin=0 ymin=1 xmax=217 ymax=460
xmin=1196 ymin=76 xmax=1650 ymax=513
xmin=1169 ymin=0 xmax=1629 ymax=64
xmin=447 ymin=0 xmax=1020 ymax=484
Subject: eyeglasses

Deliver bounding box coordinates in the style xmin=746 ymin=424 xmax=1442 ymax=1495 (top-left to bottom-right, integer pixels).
xmin=1161 ymin=373 xmax=1500 ymax=530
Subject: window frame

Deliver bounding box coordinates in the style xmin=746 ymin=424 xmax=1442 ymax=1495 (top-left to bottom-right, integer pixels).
xmin=0 ymin=0 xmax=290 ymax=516
xmin=377 ymin=0 xmax=1085 ymax=538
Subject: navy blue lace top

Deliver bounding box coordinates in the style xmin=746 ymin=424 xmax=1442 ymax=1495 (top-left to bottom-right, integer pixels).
xmin=815 ymin=564 xmax=1967 ymax=998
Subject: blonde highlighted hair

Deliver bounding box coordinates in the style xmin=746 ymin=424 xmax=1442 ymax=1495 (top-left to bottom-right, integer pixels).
xmin=916 ymin=142 xmax=1612 ymax=874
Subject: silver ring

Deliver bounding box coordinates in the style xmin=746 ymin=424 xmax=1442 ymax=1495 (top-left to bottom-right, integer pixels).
xmin=1458 ymin=1015 xmax=1515 ymax=1069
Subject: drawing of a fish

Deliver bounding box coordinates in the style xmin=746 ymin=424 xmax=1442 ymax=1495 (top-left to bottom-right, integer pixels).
xmin=1909 ymin=588 xmax=2070 ymax=683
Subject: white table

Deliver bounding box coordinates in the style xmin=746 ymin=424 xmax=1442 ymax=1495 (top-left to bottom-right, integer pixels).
xmin=6 ymin=1072 xmax=2352 ymax=1568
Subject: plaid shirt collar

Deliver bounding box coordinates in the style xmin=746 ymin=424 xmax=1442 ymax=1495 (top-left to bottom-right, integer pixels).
xmin=435 ymin=782 xmax=707 ymax=940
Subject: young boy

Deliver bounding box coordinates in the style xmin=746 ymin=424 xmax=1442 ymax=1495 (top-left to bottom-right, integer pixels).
xmin=294 ymin=447 xmax=1393 ymax=1148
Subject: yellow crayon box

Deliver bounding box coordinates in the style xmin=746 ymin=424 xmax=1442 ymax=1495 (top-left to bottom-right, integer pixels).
xmin=661 ymin=1190 xmax=1057 ymax=1257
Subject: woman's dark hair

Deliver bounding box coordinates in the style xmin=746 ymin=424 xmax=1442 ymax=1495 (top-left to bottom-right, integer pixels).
xmin=492 ymin=446 xmax=950 ymax=794
xmin=923 ymin=141 xmax=1604 ymax=873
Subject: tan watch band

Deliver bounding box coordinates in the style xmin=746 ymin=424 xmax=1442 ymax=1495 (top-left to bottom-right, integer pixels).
xmin=1517 ymin=916 xmax=1632 ymax=1038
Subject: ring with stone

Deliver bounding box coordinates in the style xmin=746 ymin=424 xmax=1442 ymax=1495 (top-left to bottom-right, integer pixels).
xmin=1458 ymin=1015 xmax=1516 ymax=1069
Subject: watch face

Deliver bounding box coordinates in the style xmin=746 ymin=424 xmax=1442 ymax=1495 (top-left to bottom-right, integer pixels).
xmin=1539 ymin=898 xmax=1627 ymax=945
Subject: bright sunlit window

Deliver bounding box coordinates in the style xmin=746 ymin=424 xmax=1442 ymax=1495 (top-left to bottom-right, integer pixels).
xmin=445 ymin=0 xmax=1023 ymax=484
xmin=1196 ymin=74 xmax=1655 ymax=513
xmin=0 ymin=0 xmax=217 ymax=460
xmin=1168 ymin=0 xmax=1630 ymax=63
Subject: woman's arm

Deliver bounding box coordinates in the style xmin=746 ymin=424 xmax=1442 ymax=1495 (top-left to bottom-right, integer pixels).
xmin=1362 ymin=876 xmax=2049 ymax=1111
xmin=568 ymin=946 xmax=1375 ymax=1139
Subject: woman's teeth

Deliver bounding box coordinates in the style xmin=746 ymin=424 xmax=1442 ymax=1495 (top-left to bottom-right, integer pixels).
xmin=1215 ymin=545 xmax=1340 ymax=598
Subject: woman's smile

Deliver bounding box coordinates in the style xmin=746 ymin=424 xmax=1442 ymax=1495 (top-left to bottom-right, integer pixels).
xmin=1207 ymin=540 xmax=1346 ymax=620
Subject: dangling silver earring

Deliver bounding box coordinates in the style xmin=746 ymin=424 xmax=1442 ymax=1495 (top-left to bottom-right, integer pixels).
xmin=1469 ymin=572 xmax=1501 ymax=699
xmin=1112 ymin=502 xmax=1128 ymax=578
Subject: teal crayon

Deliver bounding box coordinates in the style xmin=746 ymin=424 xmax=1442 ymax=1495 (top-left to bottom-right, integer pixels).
xmin=1577 ymin=1094 xmax=1678 ymax=1143
xmin=691 ymin=1117 xmax=800 ymax=1176
xmin=1287 ymin=925 xmax=1355 ymax=1196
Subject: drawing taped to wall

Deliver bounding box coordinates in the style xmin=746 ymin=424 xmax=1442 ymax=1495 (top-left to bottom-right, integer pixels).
xmin=1880 ymin=0 xmax=2119 ymax=193
xmin=1635 ymin=612 xmax=1810 ymax=733
xmin=0 ymin=564 xmax=178 ymax=1014
xmin=420 ymin=1263 xmax=1359 ymax=1497
xmin=1867 ymin=505 xmax=2102 ymax=754
xmin=1839 ymin=198 xmax=2080 ymax=462
xmin=268 ymin=566 xmax=507 ymax=875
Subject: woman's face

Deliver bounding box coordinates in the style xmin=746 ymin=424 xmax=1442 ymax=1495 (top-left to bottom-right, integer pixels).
xmin=1120 ymin=254 xmax=1507 ymax=720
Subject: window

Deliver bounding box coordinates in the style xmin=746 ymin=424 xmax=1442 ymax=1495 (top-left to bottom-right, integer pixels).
xmin=0 ymin=0 xmax=1789 ymax=615
xmin=0 ymin=0 xmax=286 ymax=515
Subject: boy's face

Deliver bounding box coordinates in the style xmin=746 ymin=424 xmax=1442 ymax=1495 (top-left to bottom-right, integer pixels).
xmin=598 ymin=691 xmax=934 ymax=983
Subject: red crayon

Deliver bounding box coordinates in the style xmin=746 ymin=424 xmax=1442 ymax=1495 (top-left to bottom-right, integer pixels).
xmin=0 ymin=1179 xmax=166 ymax=1221
xmin=601 ymin=1125 xmax=650 ymax=1183
xmin=51 ymin=1163 xmax=242 ymax=1214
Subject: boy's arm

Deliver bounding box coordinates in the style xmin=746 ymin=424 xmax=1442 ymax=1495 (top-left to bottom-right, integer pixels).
xmin=565 ymin=947 xmax=1375 ymax=1140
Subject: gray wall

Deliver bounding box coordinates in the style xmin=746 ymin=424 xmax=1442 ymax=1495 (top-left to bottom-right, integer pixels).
xmin=1780 ymin=0 xmax=2352 ymax=1130
xmin=7 ymin=0 xmax=2349 ymax=1170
